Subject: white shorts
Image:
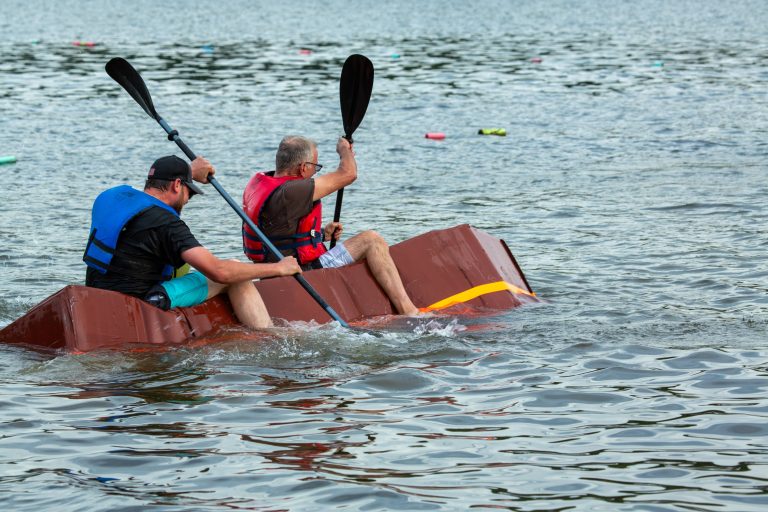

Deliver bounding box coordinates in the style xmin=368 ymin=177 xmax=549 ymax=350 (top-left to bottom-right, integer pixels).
xmin=318 ymin=242 xmax=355 ymax=268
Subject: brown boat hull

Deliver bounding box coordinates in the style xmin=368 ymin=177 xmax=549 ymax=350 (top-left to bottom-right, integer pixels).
xmin=0 ymin=225 xmax=537 ymax=352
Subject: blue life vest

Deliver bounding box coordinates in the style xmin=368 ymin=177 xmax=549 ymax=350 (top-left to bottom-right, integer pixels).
xmin=83 ymin=185 xmax=179 ymax=279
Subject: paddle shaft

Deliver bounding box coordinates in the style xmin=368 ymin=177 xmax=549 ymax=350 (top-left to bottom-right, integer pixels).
xmin=329 ymin=190 xmax=343 ymax=249
xmin=156 ymin=119 xmax=349 ymax=327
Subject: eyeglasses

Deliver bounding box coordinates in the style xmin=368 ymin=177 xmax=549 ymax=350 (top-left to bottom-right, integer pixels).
xmin=304 ymin=162 xmax=323 ymax=173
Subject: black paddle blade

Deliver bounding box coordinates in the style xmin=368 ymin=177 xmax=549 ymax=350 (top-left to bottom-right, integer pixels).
xmin=340 ymin=54 xmax=374 ymax=142
xmin=105 ymin=57 xmax=159 ymax=120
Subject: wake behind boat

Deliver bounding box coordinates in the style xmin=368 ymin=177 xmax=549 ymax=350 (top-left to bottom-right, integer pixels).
xmin=0 ymin=225 xmax=537 ymax=352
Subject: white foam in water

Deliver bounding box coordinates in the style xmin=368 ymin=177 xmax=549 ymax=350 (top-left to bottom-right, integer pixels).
xmin=412 ymin=317 xmax=467 ymax=337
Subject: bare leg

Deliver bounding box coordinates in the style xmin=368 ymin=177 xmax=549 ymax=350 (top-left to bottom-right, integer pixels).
xmin=227 ymin=280 xmax=273 ymax=328
xmin=206 ymin=279 xmax=228 ymax=299
xmin=343 ymin=230 xmax=419 ymax=315
xmin=205 ymin=278 xmax=272 ymax=328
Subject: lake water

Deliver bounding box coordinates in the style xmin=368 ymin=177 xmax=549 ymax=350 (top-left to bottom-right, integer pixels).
xmin=1 ymin=1 xmax=767 ymax=510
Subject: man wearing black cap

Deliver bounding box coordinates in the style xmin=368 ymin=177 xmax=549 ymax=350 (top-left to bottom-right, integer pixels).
xmin=84 ymin=155 xmax=300 ymax=328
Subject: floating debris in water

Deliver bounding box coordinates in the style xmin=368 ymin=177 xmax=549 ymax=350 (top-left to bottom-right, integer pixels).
xmin=478 ymin=128 xmax=506 ymax=136
xmin=425 ymin=132 xmax=446 ymax=140
xmin=201 ymin=44 xmax=214 ymax=53
xmin=72 ymin=41 xmax=96 ymax=47
xmin=530 ymin=56 xmax=543 ymax=63
xmin=299 ymin=48 xmax=312 ymax=55
xmin=0 ymin=156 xmax=17 ymax=165
xmin=652 ymin=60 xmax=665 ymax=67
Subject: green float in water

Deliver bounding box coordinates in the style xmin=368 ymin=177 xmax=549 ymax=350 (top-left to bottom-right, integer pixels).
xmin=0 ymin=156 xmax=17 ymax=165
xmin=478 ymin=128 xmax=506 ymax=136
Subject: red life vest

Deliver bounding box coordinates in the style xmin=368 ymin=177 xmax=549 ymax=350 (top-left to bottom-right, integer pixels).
xmin=242 ymin=172 xmax=327 ymax=265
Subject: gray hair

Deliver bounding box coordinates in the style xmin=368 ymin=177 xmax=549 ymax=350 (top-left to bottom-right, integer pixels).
xmin=275 ymin=135 xmax=316 ymax=172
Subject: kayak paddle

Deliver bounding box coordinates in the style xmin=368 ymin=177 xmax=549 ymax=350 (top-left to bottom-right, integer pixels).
xmin=105 ymin=57 xmax=349 ymax=328
xmin=330 ymin=54 xmax=374 ymax=249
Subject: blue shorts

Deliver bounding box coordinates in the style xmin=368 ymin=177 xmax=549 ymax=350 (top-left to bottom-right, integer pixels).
xmin=318 ymin=242 xmax=355 ymax=268
xmin=161 ymin=271 xmax=209 ymax=308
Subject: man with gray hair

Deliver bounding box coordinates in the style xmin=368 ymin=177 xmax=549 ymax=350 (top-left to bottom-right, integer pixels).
xmin=242 ymin=135 xmax=419 ymax=316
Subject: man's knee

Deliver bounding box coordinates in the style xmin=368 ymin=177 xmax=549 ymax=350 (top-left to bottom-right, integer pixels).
xmin=360 ymin=230 xmax=388 ymax=249
xmin=206 ymin=279 xmax=228 ymax=299
xmin=345 ymin=230 xmax=389 ymax=261
xmin=225 ymin=280 xmax=250 ymax=295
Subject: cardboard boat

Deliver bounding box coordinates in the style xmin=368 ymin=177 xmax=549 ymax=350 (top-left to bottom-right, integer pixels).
xmin=0 ymin=225 xmax=538 ymax=352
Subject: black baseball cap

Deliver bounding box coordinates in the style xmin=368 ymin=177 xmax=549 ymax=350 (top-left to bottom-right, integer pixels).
xmin=147 ymin=155 xmax=204 ymax=196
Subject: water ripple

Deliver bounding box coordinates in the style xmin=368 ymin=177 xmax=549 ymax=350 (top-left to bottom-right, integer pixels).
xmin=3 ymin=1 xmax=768 ymax=510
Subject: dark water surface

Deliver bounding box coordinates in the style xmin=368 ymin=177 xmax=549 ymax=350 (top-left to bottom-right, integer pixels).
xmin=1 ymin=1 xmax=767 ymax=510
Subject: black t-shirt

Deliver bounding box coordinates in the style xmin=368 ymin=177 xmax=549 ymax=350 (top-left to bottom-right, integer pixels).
xmin=85 ymin=205 xmax=202 ymax=298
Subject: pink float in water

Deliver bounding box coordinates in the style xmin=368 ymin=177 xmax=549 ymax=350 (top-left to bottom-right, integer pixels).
xmin=72 ymin=41 xmax=96 ymax=47
xmin=530 ymin=57 xmax=542 ymax=63
xmin=299 ymin=49 xmax=312 ymax=55
xmin=425 ymin=133 xmax=446 ymax=140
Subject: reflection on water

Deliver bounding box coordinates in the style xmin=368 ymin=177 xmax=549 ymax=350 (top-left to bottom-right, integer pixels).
xmin=3 ymin=341 xmax=768 ymax=510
